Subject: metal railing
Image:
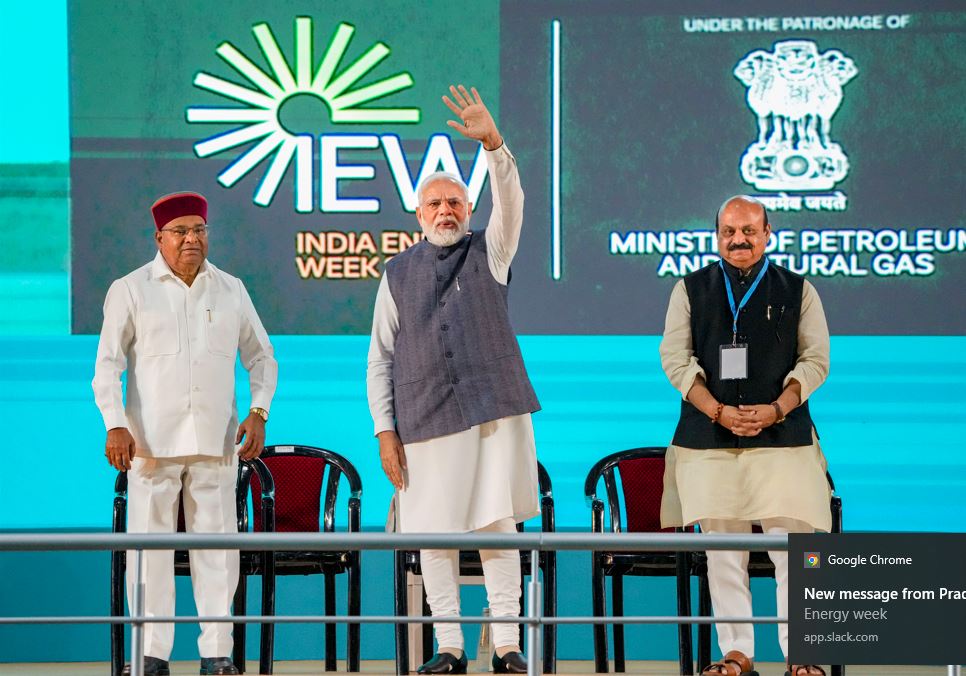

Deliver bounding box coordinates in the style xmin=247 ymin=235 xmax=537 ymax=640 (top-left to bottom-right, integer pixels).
xmin=2 ymin=533 xmax=953 ymax=675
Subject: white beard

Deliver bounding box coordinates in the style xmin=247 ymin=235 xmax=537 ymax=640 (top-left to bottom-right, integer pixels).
xmin=422 ymin=219 xmax=469 ymax=247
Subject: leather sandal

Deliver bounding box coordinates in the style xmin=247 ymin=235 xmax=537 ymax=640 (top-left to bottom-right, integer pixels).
xmin=702 ymin=649 xmax=760 ymax=675
xmin=785 ymin=666 xmax=827 ymax=676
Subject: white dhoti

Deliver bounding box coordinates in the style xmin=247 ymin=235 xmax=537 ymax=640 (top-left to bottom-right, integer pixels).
xmin=700 ymin=516 xmax=811 ymax=661
xmin=393 ymin=414 xmax=539 ymax=650
xmin=126 ymin=454 xmax=239 ymax=660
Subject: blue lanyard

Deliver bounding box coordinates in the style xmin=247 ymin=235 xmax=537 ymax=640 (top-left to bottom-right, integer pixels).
xmin=719 ymin=257 xmax=769 ymax=344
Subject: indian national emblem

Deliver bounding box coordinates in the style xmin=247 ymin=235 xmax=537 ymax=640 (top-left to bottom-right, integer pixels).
xmin=734 ymin=40 xmax=858 ymax=191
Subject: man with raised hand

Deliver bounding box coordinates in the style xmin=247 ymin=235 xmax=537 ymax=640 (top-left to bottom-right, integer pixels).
xmin=367 ymin=85 xmax=540 ymax=675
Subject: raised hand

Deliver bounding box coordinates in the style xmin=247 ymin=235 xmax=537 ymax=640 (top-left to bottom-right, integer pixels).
xmin=442 ymin=85 xmax=503 ymax=151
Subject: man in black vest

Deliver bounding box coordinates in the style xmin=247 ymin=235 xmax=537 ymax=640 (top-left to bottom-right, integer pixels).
xmin=659 ymin=196 xmax=832 ymax=676
xmin=367 ymin=85 xmax=540 ymax=675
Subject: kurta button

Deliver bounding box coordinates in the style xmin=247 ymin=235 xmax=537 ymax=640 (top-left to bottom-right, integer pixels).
xmin=439 ymin=300 xmax=446 ymax=307
xmin=445 ymin=351 xmax=453 ymax=358
xmin=436 ymin=274 xmax=443 ymax=281
xmin=441 ymin=324 xmax=449 ymax=331
xmin=437 ymin=254 xmax=445 ymax=260
xmin=452 ymin=377 xmax=460 ymax=384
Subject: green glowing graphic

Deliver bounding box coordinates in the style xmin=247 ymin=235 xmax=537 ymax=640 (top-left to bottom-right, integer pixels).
xmin=187 ymin=17 xmax=420 ymax=212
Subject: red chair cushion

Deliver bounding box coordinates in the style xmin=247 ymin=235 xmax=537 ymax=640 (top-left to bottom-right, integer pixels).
xmin=618 ymin=456 xmax=673 ymax=533
xmin=252 ymin=456 xmax=325 ymax=532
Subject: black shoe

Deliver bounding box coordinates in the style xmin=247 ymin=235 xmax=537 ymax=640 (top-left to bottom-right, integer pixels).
xmin=492 ymin=651 xmax=527 ymax=674
xmin=200 ymin=657 xmax=239 ymax=675
xmin=417 ymin=651 xmax=468 ymax=674
xmin=122 ymin=657 xmax=170 ymax=676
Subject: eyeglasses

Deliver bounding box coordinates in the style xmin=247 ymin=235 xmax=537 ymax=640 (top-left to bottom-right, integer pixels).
xmin=160 ymin=225 xmax=209 ymax=238
xmin=421 ymin=198 xmax=467 ymax=211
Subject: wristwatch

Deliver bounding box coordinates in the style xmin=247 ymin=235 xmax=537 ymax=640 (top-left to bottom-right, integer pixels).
xmin=250 ymin=407 xmax=269 ymax=423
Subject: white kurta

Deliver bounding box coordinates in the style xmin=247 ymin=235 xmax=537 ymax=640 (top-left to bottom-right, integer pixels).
xmin=367 ymin=143 xmax=539 ymax=533
xmin=659 ymin=276 xmax=833 ymax=532
xmin=92 ymin=252 xmax=278 ymax=457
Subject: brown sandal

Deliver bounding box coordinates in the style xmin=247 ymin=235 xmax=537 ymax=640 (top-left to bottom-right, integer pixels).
xmin=785 ymin=666 xmax=827 ymax=676
xmin=702 ymin=650 xmax=760 ymax=676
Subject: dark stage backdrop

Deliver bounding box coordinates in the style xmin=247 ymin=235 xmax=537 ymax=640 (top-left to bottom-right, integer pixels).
xmin=69 ymin=1 xmax=965 ymax=335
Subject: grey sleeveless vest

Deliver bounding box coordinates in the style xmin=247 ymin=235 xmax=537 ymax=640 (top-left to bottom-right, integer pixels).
xmin=386 ymin=232 xmax=540 ymax=444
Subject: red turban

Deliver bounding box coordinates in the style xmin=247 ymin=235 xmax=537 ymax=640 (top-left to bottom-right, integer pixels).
xmin=150 ymin=192 xmax=208 ymax=230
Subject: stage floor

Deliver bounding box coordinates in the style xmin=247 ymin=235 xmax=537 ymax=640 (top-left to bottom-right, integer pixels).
xmin=0 ymin=661 xmax=953 ymax=675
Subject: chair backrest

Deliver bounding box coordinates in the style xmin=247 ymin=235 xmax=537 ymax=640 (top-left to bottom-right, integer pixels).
xmin=584 ymin=446 xmax=676 ymax=533
xmin=250 ymin=445 xmax=362 ymax=533
xmin=516 ymin=461 xmax=555 ymax=533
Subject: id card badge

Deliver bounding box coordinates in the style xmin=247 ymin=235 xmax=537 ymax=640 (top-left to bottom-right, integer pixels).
xmin=720 ymin=343 xmax=748 ymax=380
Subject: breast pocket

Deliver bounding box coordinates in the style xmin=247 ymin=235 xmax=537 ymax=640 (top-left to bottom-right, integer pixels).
xmin=139 ymin=311 xmax=180 ymax=356
xmin=205 ymin=311 xmax=240 ymax=358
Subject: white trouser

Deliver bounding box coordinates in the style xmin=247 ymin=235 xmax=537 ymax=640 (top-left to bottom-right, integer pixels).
xmin=126 ymin=454 xmax=239 ymax=660
xmin=699 ymin=517 xmax=812 ymax=661
xmin=420 ymin=517 xmax=522 ymax=650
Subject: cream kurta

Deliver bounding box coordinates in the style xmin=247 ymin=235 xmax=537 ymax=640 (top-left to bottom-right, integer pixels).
xmin=367 ymin=144 xmax=539 ymax=533
xmin=659 ymin=276 xmax=832 ymax=532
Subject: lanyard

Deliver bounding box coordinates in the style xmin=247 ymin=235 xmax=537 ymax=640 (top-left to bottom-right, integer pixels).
xmin=719 ymin=256 xmax=769 ymax=345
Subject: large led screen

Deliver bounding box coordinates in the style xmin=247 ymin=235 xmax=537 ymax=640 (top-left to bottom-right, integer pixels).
xmin=70 ymin=1 xmax=966 ymax=334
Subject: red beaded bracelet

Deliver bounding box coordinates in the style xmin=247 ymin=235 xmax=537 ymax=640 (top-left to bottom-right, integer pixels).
xmin=710 ymin=402 xmax=724 ymax=424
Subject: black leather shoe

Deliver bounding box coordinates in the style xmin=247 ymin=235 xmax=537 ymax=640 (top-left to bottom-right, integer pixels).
xmin=200 ymin=656 xmax=239 ymax=675
xmin=492 ymin=651 xmax=528 ymax=674
xmin=417 ymin=651 xmax=468 ymax=674
xmin=122 ymin=657 xmax=170 ymax=676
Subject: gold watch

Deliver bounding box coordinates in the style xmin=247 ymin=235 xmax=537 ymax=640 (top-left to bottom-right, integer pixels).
xmin=250 ymin=407 xmax=269 ymax=422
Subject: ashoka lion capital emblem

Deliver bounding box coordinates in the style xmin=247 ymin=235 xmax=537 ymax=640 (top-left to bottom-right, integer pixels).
xmin=735 ymin=40 xmax=857 ymax=191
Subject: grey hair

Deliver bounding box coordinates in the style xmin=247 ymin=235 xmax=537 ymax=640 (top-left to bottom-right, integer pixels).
xmin=416 ymin=171 xmax=469 ymax=205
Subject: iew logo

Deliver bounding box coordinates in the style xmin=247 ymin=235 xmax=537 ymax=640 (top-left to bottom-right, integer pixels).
xmin=186 ymin=17 xmax=486 ymax=214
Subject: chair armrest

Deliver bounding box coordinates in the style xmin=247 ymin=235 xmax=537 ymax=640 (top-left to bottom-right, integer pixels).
xmin=348 ymin=496 xmax=362 ymax=533
xmin=540 ymin=494 xmax=556 ymax=534
xmin=112 ymin=472 xmax=128 ymax=534
xmin=591 ymin=498 xmax=605 ymax=534
xmin=831 ymin=494 xmax=843 ymax=533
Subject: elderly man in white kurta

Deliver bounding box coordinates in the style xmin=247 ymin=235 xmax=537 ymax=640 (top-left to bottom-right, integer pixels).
xmin=367 ymin=86 xmax=540 ymax=675
xmin=659 ymin=196 xmax=831 ymax=676
xmin=93 ymin=191 xmax=277 ymax=676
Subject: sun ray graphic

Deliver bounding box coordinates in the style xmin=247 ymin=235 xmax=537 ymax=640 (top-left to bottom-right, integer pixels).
xmin=186 ymin=17 xmax=420 ymax=212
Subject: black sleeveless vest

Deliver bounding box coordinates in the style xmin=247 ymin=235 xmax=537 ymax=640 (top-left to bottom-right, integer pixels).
xmin=671 ymin=260 xmax=817 ymax=449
